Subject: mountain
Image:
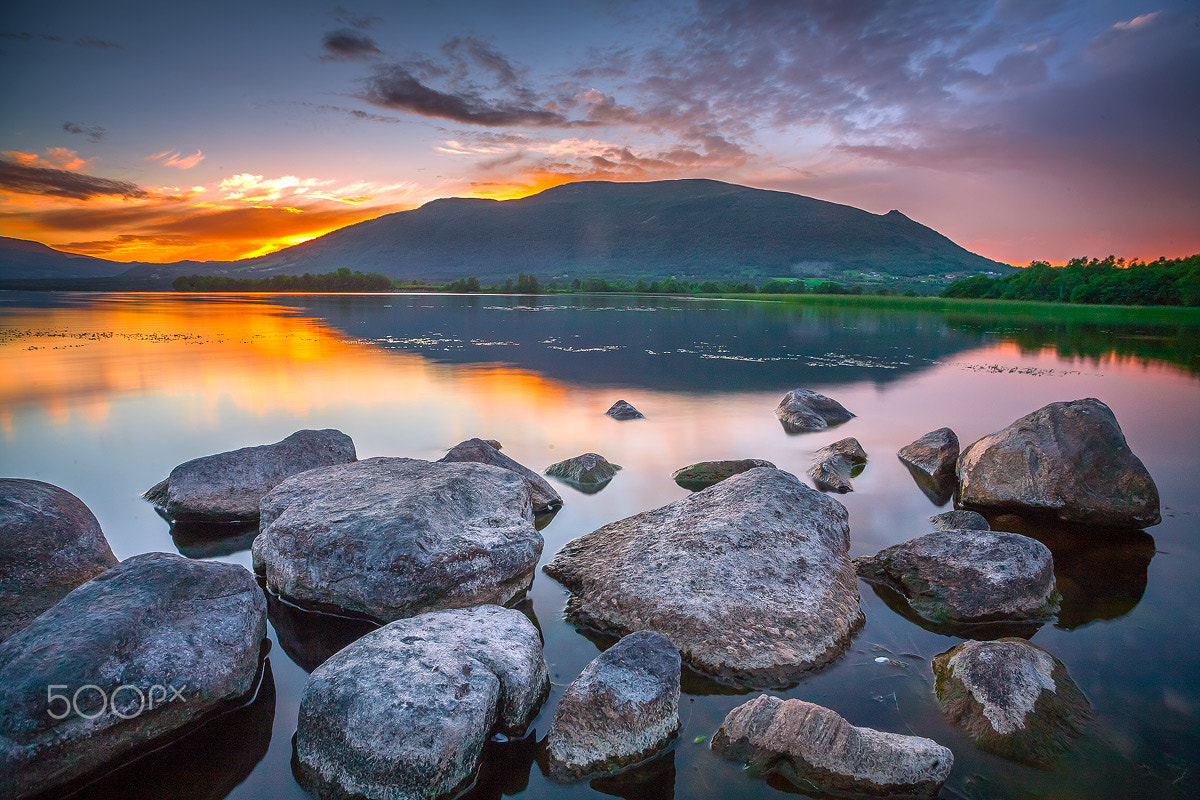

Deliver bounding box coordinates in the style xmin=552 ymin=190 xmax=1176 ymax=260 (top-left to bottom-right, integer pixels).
xmin=0 ymin=236 xmax=130 ymax=279
xmin=232 ymin=179 xmax=1010 ymax=282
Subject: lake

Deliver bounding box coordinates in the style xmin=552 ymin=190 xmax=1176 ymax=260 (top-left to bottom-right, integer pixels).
xmin=1 ymin=291 xmax=1197 ymax=800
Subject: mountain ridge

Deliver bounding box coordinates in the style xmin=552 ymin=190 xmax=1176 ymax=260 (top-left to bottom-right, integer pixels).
xmin=2 ymin=179 xmax=1011 ymax=282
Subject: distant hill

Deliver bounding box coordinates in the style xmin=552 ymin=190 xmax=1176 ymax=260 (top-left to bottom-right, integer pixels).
xmin=0 ymin=236 xmax=130 ymax=279
xmin=230 ymin=179 xmax=1010 ymax=282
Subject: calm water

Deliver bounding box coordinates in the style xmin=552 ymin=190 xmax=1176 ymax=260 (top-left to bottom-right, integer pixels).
xmin=1 ymin=291 xmax=1197 ymax=800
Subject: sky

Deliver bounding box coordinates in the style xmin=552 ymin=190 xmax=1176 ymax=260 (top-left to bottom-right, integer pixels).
xmin=1 ymin=0 xmax=1197 ymax=266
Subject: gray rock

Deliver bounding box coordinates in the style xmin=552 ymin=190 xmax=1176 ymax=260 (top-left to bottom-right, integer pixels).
xmin=898 ymin=427 xmax=960 ymax=480
xmin=482 ymin=439 xmax=502 ymax=450
xmin=294 ymin=606 xmax=548 ymax=800
xmin=440 ymin=438 xmax=563 ymax=513
xmin=606 ymin=400 xmax=644 ymax=420
xmin=252 ymin=457 xmax=543 ymax=622
xmin=670 ymin=458 xmax=775 ymax=491
xmin=957 ymin=398 xmax=1160 ymax=528
xmin=933 ymin=638 xmax=1091 ymax=766
xmin=930 ymin=510 xmax=990 ymax=531
xmin=855 ymin=530 xmax=1057 ymax=626
xmin=807 ymin=437 xmax=867 ymax=493
xmin=545 ymin=453 xmax=621 ymax=489
xmin=712 ymin=695 xmax=953 ymax=798
xmin=775 ymin=388 xmax=854 ymax=433
xmin=144 ymin=429 xmax=356 ymax=522
xmin=546 ymin=631 xmax=681 ymax=781
xmin=544 ymin=468 xmax=863 ymax=686
xmin=0 ymin=552 xmax=266 ymax=799
xmin=0 ymin=479 xmax=117 ymax=643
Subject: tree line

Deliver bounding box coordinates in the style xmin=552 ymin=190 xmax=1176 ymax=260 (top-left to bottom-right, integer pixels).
xmin=942 ymin=255 xmax=1200 ymax=306
xmin=173 ymin=268 xmax=391 ymax=292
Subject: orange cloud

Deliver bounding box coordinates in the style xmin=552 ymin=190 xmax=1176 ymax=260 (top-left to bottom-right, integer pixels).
xmin=2 ymin=147 xmax=92 ymax=172
xmin=149 ymin=149 xmax=205 ymax=169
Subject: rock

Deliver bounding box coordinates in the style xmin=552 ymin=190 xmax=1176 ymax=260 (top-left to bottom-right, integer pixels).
xmin=932 ymin=638 xmax=1091 ymax=766
xmin=482 ymin=439 xmax=502 ymax=450
xmin=606 ymin=400 xmax=645 ymax=420
xmin=0 ymin=552 xmax=266 ymax=799
xmin=774 ymin=388 xmax=854 ymax=433
xmin=544 ymin=467 xmax=863 ymax=686
xmin=252 ymin=457 xmax=542 ymax=622
xmin=957 ymin=398 xmax=1160 ymax=528
xmin=545 ymin=453 xmax=621 ymax=490
xmin=807 ymin=437 xmax=867 ymax=493
xmin=712 ymin=695 xmax=953 ymax=798
xmin=0 ymin=479 xmax=117 ymax=643
xmin=546 ymin=631 xmax=681 ymax=781
xmin=143 ymin=429 xmax=356 ymax=522
xmin=854 ymin=530 xmax=1057 ymax=627
xmin=294 ymin=606 xmax=548 ymax=800
xmin=930 ymin=510 xmax=989 ymax=531
xmin=670 ymin=458 xmax=775 ymax=491
xmin=440 ymin=438 xmax=563 ymax=513
xmin=898 ymin=427 xmax=959 ymax=481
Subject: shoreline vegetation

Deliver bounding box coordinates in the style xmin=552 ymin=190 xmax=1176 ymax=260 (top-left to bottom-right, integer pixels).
xmin=164 ymin=255 xmax=1199 ymax=312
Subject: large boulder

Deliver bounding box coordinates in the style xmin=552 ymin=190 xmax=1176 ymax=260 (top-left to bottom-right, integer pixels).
xmin=252 ymin=457 xmax=542 ymax=622
xmin=898 ymin=427 xmax=959 ymax=481
xmin=544 ymin=468 xmax=863 ymax=686
xmin=0 ymin=552 xmax=266 ymax=799
xmin=957 ymin=398 xmax=1159 ymax=528
xmin=546 ymin=631 xmax=681 ymax=781
xmin=774 ymin=388 xmax=854 ymax=433
xmin=712 ymin=695 xmax=953 ymax=798
xmin=932 ymin=638 xmax=1091 ymax=766
xmin=0 ymin=479 xmax=117 ymax=643
xmin=807 ymin=437 xmax=867 ymax=493
xmin=545 ymin=453 xmax=621 ymax=491
xmin=440 ymin=438 xmax=563 ymax=514
xmin=671 ymin=458 xmax=775 ymax=491
xmin=294 ymin=606 xmax=549 ymax=800
xmin=143 ymin=429 xmax=356 ymax=522
xmin=854 ymin=530 xmax=1057 ymax=627
xmin=605 ymin=400 xmax=644 ymax=420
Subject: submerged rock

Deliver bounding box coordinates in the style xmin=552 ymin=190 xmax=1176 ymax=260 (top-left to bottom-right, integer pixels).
xmin=957 ymin=398 xmax=1159 ymax=528
xmin=253 ymin=457 xmax=542 ymax=622
xmin=898 ymin=427 xmax=959 ymax=481
xmin=0 ymin=552 xmax=266 ymax=799
xmin=671 ymin=458 xmax=776 ymax=491
xmin=712 ymin=695 xmax=953 ymax=798
xmin=143 ymin=429 xmax=356 ymax=522
xmin=606 ymin=400 xmax=645 ymax=420
xmin=932 ymin=638 xmax=1091 ymax=766
xmin=294 ymin=606 xmax=548 ymax=800
xmin=440 ymin=438 xmax=563 ymax=513
xmin=807 ymin=437 xmax=867 ymax=493
xmin=774 ymin=388 xmax=854 ymax=433
xmin=930 ymin=510 xmax=990 ymax=531
xmin=544 ymin=467 xmax=863 ymax=687
xmin=0 ymin=479 xmax=117 ymax=643
xmin=854 ymin=530 xmax=1057 ymax=627
xmin=545 ymin=453 xmax=621 ymax=490
xmin=546 ymin=631 xmax=681 ymax=781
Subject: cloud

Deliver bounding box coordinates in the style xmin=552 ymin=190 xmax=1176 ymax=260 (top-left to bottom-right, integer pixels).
xmin=333 ymin=5 xmax=382 ymax=30
xmin=321 ymin=28 xmax=383 ymax=61
xmin=150 ymin=150 xmax=205 ymax=169
xmin=1112 ymin=11 xmax=1161 ymax=31
xmin=3 ymin=147 xmax=92 ymax=171
xmin=74 ymin=36 xmax=121 ymax=50
xmin=63 ymin=121 xmax=106 ymax=142
xmin=0 ymin=156 xmax=145 ymax=200
xmin=359 ymin=64 xmax=577 ymax=126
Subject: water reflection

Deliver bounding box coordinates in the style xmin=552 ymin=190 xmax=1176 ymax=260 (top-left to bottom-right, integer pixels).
xmin=58 ymin=659 xmax=276 ymax=800
xmin=899 ymin=460 xmax=956 ymax=506
xmin=166 ymin=516 xmax=260 ymax=559
xmin=988 ymin=513 xmax=1156 ymax=629
xmin=265 ymin=591 xmax=380 ymax=673
xmin=860 ymin=581 xmax=1047 ymax=640
xmin=589 ymin=750 xmax=676 ymax=800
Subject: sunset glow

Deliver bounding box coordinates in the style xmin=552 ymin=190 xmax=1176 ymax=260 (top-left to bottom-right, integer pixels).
xmin=2 ymin=1 xmax=1197 ymax=265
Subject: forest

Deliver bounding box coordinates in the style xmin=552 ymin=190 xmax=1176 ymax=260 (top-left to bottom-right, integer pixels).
xmin=941 ymin=255 xmax=1200 ymax=306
